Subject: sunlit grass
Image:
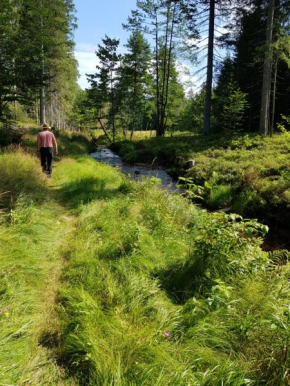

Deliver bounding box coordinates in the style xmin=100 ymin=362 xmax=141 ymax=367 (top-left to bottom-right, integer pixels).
xmin=2 ymin=138 xmax=290 ymax=385
xmin=0 ymin=153 xmax=76 ymax=384
xmin=113 ymin=132 xmax=290 ymax=226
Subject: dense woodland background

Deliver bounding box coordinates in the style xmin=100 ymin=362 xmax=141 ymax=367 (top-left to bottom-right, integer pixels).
xmin=1 ymin=0 xmax=290 ymax=142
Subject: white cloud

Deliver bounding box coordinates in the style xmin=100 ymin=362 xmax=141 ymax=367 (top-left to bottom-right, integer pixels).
xmin=177 ymin=62 xmax=202 ymax=95
xmin=75 ymin=42 xmax=125 ymax=89
xmin=76 ymin=42 xmax=97 ymax=53
xmin=75 ymin=43 xmax=99 ymax=89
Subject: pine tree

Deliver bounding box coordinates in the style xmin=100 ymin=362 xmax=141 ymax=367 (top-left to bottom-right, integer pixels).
xmin=118 ymin=31 xmax=152 ymax=138
xmin=0 ymin=0 xmax=19 ymax=119
xmin=87 ymin=36 xmax=121 ymax=142
xmin=16 ymin=0 xmax=78 ymax=126
xmin=180 ymin=0 xmax=240 ymax=135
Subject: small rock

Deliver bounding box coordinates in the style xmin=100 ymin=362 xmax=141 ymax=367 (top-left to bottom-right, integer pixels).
xmin=186 ymin=159 xmax=196 ymax=169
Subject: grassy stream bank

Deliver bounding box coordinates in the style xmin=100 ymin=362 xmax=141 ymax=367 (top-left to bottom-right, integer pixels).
xmin=1 ymin=130 xmax=290 ymax=385
xmin=111 ymin=133 xmax=290 ymax=236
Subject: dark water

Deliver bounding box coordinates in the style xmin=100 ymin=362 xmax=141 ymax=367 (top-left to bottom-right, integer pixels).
xmin=91 ymin=147 xmax=178 ymax=192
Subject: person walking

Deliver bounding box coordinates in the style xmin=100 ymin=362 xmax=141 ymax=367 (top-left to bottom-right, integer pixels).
xmin=37 ymin=123 xmax=58 ymax=177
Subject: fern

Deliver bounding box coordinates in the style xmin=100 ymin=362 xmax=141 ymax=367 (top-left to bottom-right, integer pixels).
xmin=267 ymin=249 xmax=290 ymax=268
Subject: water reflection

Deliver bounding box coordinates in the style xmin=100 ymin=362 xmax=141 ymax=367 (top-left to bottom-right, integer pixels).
xmin=91 ymin=147 xmax=178 ymax=192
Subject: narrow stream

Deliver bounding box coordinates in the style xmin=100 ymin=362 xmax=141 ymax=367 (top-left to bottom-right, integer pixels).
xmin=91 ymin=147 xmax=289 ymax=251
xmin=91 ymin=147 xmax=179 ymax=192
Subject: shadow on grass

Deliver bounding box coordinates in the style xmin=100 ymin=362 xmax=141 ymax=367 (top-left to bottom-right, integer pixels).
xmin=155 ymin=255 xmax=212 ymax=304
xmin=53 ymin=176 xmax=125 ymax=209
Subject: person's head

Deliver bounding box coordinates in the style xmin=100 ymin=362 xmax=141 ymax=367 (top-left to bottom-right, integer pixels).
xmin=42 ymin=123 xmax=51 ymax=131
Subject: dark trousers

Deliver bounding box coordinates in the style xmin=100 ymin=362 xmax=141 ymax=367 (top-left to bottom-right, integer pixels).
xmin=40 ymin=147 xmax=53 ymax=174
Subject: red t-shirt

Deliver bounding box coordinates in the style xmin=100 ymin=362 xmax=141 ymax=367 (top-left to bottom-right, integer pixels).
xmin=37 ymin=131 xmax=56 ymax=148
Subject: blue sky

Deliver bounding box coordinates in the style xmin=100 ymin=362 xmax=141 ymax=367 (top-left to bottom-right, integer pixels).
xmin=73 ymin=0 xmax=210 ymax=92
xmin=74 ymin=0 xmax=137 ymax=89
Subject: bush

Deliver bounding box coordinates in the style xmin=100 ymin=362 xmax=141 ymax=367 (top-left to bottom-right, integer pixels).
xmin=0 ymin=123 xmax=25 ymax=147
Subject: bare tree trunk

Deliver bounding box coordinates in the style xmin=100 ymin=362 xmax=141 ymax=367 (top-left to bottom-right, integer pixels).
xmin=259 ymin=0 xmax=275 ymax=135
xmin=270 ymin=60 xmax=277 ymax=137
xmin=40 ymin=11 xmax=46 ymax=125
xmin=50 ymin=96 xmax=53 ymax=127
xmin=163 ymin=3 xmax=176 ymax=135
xmin=98 ymin=118 xmax=112 ymax=143
xmin=159 ymin=4 xmax=170 ymax=137
xmin=203 ymin=0 xmax=215 ymax=136
xmin=35 ymin=101 xmax=39 ymax=125
xmin=40 ymin=86 xmax=46 ymax=124
xmin=110 ymin=69 xmax=116 ymax=143
xmin=155 ymin=12 xmax=161 ymax=136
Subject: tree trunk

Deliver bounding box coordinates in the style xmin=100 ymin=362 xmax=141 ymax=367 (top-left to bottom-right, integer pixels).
xmin=40 ymin=87 xmax=46 ymax=124
xmin=270 ymin=60 xmax=278 ymax=137
xmin=35 ymin=101 xmax=39 ymax=125
xmin=259 ymin=0 xmax=275 ymax=135
xmin=159 ymin=4 xmax=170 ymax=137
xmin=40 ymin=11 xmax=46 ymax=125
xmin=110 ymin=69 xmax=116 ymax=143
xmin=203 ymin=0 xmax=215 ymax=136
xmin=98 ymin=118 xmax=112 ymax=143
xmin=155 ymin=13 xmax=161 ymax=136
xmin=163 ymin=3 xmax=176 ymax=136
xmin=0 ymin=97 xmax=3 ymax=119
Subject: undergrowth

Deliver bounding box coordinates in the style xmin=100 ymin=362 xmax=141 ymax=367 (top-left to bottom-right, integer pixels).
xmin=53 ymin=157 xmax=290 ymax=385
xmin=112 ymin=132 xmax=290 ymax=227
xmin=2 ymin=134 xmax=290 ymax=385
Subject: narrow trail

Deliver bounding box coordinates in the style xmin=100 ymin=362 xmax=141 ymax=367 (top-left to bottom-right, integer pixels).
xmin=0 ymin=165 xmax=79 ymax=385
xmin=20 ymin=187 xmax=80 ymax=385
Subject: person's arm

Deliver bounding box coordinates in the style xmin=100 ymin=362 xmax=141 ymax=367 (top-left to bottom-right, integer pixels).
xmin=52 ymin=134 xmax=58 ymax=155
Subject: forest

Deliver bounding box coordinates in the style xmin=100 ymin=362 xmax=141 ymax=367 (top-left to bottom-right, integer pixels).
xmin=1 ymin=0 xmax=290 ymax=385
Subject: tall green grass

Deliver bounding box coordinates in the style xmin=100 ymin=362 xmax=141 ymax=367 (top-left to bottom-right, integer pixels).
xmin=113 ymin=132 xmax=290 ymax=226
xmin=52 ymin=156 xmax=290 ymax=385
xmin=2 ymin=142 xmax=290 ymax=385
xmin=0 ymin=151 xmax=76 ymax=384
xmin=0 ymin=149 xmax=47 ymax=209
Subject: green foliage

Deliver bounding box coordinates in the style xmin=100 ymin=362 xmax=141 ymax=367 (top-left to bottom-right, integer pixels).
xmin=0 ymin=0 xmax=78 ymax=126
xmin=118 ymin=31 xmax=153 ymax=136
xmin=40 ymin=152 xmax=288 ymax=386
xmin=87 ymin=35 xmax=121 ymax=142
xmin=114 ymin=132 xmax=290 ymax=226
xmin=177 ymin=176 xmax=204 ymax=200
xmin=208 ymin=184 xmax=233 ymax=208
xmin=2 ymin=135 xmax=290 ymax=385
xmin=277 ymin=114 xmax=290 ymax=135
xmin=0 ymin=122 xmax=25 ymax=147
xmin=213 ymin=58 xmax=248 ymax=132
xmin=177 ymin=90 xmax=205 ymax=133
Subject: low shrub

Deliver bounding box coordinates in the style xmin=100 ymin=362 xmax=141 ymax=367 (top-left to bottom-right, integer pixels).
xmin=0 ymin=123 xmax=25 ymax=147
xmin=113 ymin=132 xmax=290 ymax=226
